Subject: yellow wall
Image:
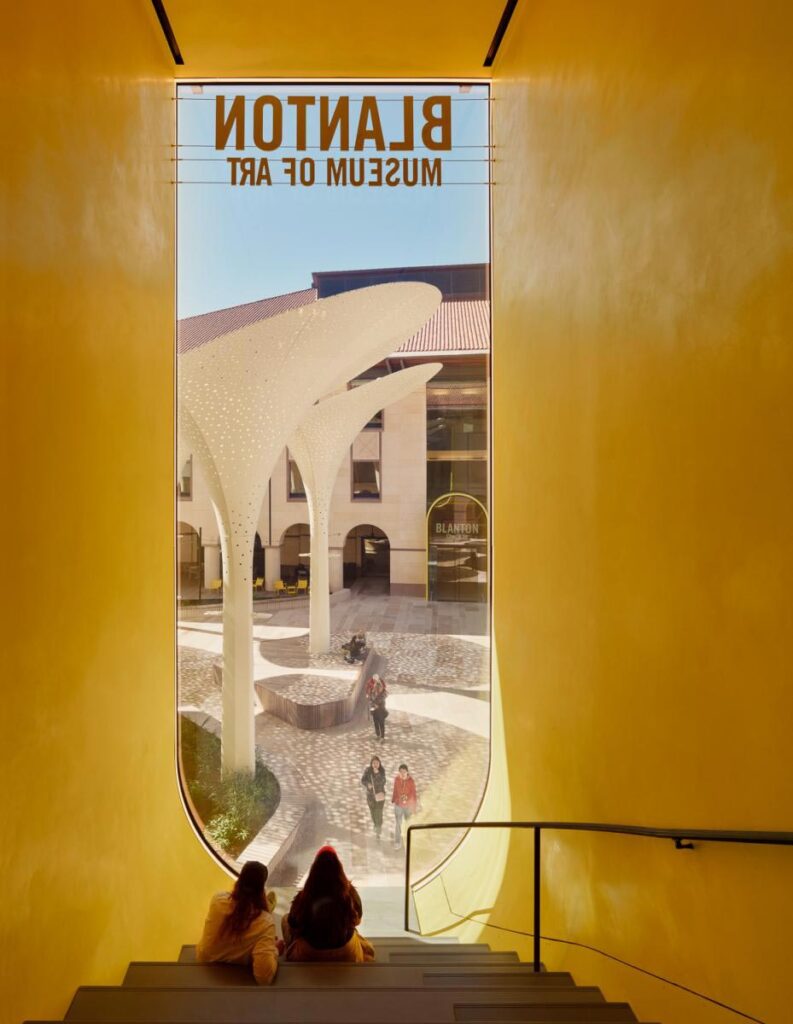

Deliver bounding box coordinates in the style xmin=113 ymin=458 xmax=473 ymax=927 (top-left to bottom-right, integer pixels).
xmin=488 ymin=2 xmax=793 ymax=1022
xmin=4 ymin=3 xmax=792 ymax=1023
xmin=0 ymin=5 xmax=226 ymax=1023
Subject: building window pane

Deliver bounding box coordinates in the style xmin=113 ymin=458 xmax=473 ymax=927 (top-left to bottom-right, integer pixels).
xmin=427 ymin=406 xmax=487 ymax=452
xmin=364 ymin=409 xmax=384 ymax=430
xmin=427 ymin=459 xmax=487 ymax=504
xmin=178 ymin=456 xmax=192 ymax=500
xmin=352 ymin=460 xmax=381 ymax=500
xmin=288 ymin=455 xmax=306 ymax=500
xmin=350 ymin=379 xmax=384 ymax=430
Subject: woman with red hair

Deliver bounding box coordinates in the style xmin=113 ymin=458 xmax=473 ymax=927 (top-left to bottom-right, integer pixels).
xmin=283 ymin=846 xmax=375 ymax=961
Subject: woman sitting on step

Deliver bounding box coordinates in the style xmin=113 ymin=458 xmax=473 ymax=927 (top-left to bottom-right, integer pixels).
xmin=283 ymin=846 xmax=375 ymax=962
xmin=196 ymin=860 xmax=281 ymax=984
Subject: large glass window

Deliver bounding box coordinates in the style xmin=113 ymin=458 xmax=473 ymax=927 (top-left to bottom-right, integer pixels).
xmin=352 ymin=459 xmax=381 ymax=499
xmin=428 ymin=458 xmax=487 ymax=503
xmin=176 ymin=81 xmax=492 ymax=902
xmin=427 ymin=376 xmax=488 ymax=504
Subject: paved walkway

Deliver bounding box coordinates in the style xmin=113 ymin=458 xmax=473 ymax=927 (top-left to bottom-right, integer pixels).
xmin=178 ymin=584 xmax=490 ymax=911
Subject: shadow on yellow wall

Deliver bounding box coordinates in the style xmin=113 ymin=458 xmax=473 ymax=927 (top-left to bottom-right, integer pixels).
xmin=481 ymin=2 xmax=793 ymax=1022
xmin=1 ymin=6 xmax=227 ymax=1023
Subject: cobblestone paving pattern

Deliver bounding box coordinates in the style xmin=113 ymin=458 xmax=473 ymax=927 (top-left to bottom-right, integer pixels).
xmin=261 ymin=673 xmax=353 ymax=704
xmin=178 ymin=585 xmax=490 ymax=888
xmin=179 ymin=646 xmax=222 ymax=718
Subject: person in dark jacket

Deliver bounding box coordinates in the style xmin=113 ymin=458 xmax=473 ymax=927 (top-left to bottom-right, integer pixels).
xmin=360 ymin=755 xmax=387 ymax=838
xmin=342 ymin=631 xmax=367 ymax=664
xmin=365 ymin=673 xmax=388 ymax=741
xmin=282 ymin=846 xmax=374 ymax=961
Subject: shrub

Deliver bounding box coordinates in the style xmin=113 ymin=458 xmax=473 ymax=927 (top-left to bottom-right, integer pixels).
xmin=206 ymin=812 xmax=250 ymax=850
xmin=180 ymin=717 xmax=280 ymax=858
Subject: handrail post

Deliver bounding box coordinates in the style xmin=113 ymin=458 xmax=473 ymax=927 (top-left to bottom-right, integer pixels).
xmin=404 ymin=825 xmax=412 ymax=932
xmin=533 ymin=825 xmax=541 ymax=972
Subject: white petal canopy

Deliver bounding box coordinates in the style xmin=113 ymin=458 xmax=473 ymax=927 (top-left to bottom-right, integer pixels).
xmin=289 ymin=362 xmax=443 ymax=652
xmin=178 ymin=283 xmax=442 ymax=772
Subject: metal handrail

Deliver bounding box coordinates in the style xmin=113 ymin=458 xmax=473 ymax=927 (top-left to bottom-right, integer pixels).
xmin=404 ymin=820 xmax=793 ymax=971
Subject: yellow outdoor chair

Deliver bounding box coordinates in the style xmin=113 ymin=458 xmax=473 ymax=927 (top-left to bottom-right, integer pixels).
xmin=253 ymin=577 xmax=264 ymax=591
xmin=207 ymin=579 xmax=223 ymax=595
xmin=297 ymin=578 xmax=309 ymax=594
xmin=286 ymin=583 xmax=298 ymax=595
xmin=274 ymin=580 xmax=286 ymax=596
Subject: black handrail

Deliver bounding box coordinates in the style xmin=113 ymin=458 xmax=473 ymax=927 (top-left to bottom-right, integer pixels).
xmin=404 ymin=820 xmax=793 ymax=971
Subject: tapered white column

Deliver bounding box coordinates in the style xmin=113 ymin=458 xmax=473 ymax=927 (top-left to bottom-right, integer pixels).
xmin=179 ymin=284 xmax=441 ymax=773
xmin=264 ymin=545 xmax=281 ymax=591
xmin=221 ymin=542 xmax=255 ymax=776
xmin=290 ymin=363 xmax=442 ymax=654
xmin=329 ymin=546 xmax=344 ymax=593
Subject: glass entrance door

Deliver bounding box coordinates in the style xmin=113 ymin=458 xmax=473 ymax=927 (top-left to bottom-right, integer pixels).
xmin=427 ymin=492 xmax=488 ymax=602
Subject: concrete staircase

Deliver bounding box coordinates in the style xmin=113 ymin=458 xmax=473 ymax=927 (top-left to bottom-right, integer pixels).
xmin=26 ymin=937 xmax=659 ymax=1024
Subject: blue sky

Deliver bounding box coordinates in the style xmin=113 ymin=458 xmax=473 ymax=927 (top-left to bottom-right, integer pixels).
xmin=177 ymin=83 xmax=490 ymax=318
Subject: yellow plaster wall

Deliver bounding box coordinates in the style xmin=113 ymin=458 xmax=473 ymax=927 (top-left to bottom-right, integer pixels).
xmin=4 ymin=2 xmax=793 ymax=1022
xmin=0 ymin=5 xmax=227 ymax=1022
xmin=488 ymin=2 xmax=793 ymax=1022
xmin=167 ymin=0 xmax=504 ymax=79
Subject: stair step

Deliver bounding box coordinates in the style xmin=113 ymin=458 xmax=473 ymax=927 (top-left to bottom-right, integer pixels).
xmin=369 ymin=942 xmax=491 ymax=950
xmin=421 ymin=973 xmax=569 ymax=989
xmin=123 ymin=963 xmax=573 ymax=989
xmin=455 ymin=1002 xmax=638 ymax=1022
xmin=34 ymin=1019 xmax=653 ymax=1024
xmin=387 ymin=953 xmax=520 ymax=964
xmin=65 ymin=986 xmax=610 ymax=1022
xmin=177 ymin=942 xmax=491 ymax=963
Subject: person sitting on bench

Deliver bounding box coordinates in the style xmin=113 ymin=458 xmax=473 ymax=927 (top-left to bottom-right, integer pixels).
xmin=342 ymin=631 xmax=367 ymax=663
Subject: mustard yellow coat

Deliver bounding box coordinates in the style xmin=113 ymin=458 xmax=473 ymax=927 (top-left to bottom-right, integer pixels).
xmin=196 ymin=892 xmax=279 ymax=984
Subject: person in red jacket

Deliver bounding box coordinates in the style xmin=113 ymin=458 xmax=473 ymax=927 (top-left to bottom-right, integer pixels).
xmin=391 ymin=763 xmax=418 ymax=849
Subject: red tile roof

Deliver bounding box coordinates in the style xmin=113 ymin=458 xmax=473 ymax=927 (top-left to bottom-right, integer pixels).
xmin=178 ymin=288 xmax=317 ymax=354
xmin=398 ymin=300 xmax=489 ymax=355
xmin=177 ymin=290 xmax=489 ymax=356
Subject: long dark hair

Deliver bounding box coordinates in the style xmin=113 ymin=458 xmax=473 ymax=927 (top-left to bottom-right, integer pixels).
xmin=290 ymin=846 xmax=357 ymax=935
xmin=302 ymin=846 xmax=351 ymax=900
xmin=221 ymin=861 xmax=268 ymax=936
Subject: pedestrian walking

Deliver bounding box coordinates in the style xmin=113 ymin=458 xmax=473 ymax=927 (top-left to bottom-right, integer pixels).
xmin=360 ymin=755 xmax=387 ymax=839
xmin=366 ymin=673 xmax=388 ymax=741
xmin=391 ymin=763 xmax=418 ymax=849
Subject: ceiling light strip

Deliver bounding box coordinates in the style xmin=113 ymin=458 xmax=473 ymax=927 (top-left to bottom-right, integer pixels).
xmin=152 ymin=0 xmax=184 ymax=66
xmin=483 ymin=0 xmax=519 ymax=68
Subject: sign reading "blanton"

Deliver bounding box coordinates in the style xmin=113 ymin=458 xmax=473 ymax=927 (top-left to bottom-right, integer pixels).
xmin=435 ymin=522 xmax=481 ymax=535
xmin=215 ymin=95 xmax=452 ymax=187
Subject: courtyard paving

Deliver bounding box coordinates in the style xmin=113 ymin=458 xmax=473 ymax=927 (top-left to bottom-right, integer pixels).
xmin=178 ymin=583 xmax=490 ymax=924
